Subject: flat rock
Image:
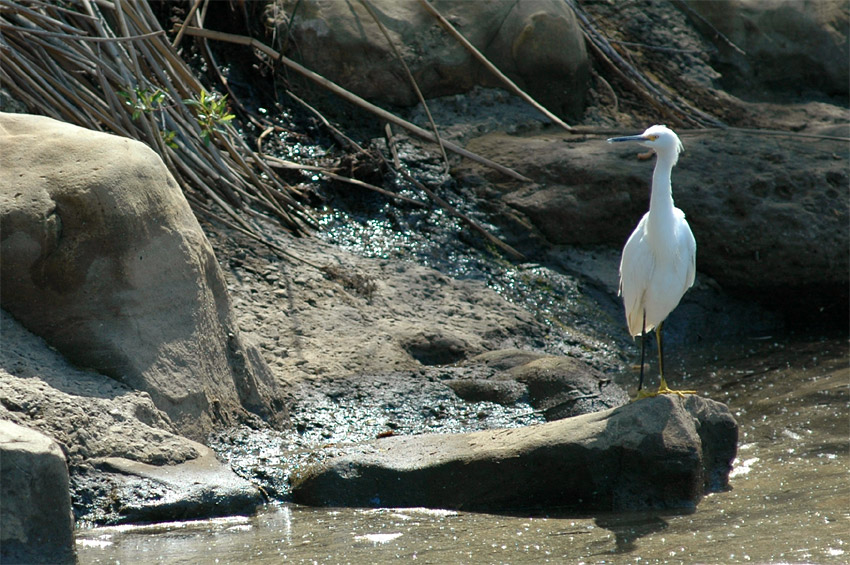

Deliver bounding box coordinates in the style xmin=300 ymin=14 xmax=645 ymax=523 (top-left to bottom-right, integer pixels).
xmin=82 ymin=447 xmax=264 ymax=524
xmin=1 ymin=420 xmax=75 ymax=564
xmin=291 ymin=395 xmax=737 ymax=512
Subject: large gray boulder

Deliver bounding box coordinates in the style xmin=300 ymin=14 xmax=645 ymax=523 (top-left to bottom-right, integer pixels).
xmin=291 ymin=395 xmax=737 ymax=511
xmin=0 ymin=420 xmax=75 ymax=564
xmin=270 ymin=0 xmax=589 ymax=118
xmin=0 ymin=113 xmax=285 ymax=441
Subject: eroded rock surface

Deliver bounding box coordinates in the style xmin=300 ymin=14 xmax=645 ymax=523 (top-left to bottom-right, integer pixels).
xmin=456 ymin=349 xmax=629 ymax=419
xmin=0 ymin=310 xmax=200 ymax=466
xmin=684 ymin=0 xmax=849 ymax=97
xmin=456 ymin=128 xmax=849 ymax=318
xmin=77 ymin=450 xmax=264 ymax=525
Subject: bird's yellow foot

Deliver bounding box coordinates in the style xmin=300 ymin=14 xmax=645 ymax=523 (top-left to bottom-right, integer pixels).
xmin=633 ymin=388 xmax=656 ymax=401
xmin=633 ymin=380 xmax=697 ymax=400
xmin=655 ymin=384 xmax=697 ymax=398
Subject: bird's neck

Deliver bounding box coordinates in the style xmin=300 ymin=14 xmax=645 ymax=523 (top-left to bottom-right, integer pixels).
xmin=648 ymin=152 xmax=676 ymax=220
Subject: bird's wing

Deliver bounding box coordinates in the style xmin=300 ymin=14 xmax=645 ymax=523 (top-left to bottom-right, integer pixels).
xmin=677 ymin=211 xmax=697 ymax=291
xmin=619 ymin=214 xmax=654 ymax=336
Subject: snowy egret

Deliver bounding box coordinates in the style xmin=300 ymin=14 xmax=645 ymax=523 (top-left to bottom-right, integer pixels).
xmin=608 ymin=125 xmax=696 ymax=399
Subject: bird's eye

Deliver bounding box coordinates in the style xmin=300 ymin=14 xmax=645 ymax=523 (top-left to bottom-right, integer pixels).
xmin=646 ymin=135 xmax=658 ymax=141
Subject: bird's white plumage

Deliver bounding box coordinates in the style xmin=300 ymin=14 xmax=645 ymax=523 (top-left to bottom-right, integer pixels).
xmin=612 ymin=125 xmax=696 ymax=337
xmin=619 ymin=207 xmax=696 ymax=336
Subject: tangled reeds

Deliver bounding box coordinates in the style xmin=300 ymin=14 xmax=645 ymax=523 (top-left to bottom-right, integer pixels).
xmin=0 ymin=0 xmax=315 ymax=236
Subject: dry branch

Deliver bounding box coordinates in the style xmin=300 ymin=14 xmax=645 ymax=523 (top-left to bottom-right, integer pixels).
xmin=566 ymin=0 xmax=725 ymax=129
xmin=0 ymin=0 xmax=314 ymax=237
xmin=360 ymin=0 xmax=451 ymax=174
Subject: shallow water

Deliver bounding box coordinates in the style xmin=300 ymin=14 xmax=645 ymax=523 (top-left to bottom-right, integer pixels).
xmin=77 ymin=335 xmax=848 ymax=564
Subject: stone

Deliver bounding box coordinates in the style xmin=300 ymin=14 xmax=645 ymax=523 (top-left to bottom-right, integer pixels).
xmin=502 ymin=356 xmax=629 ymax=420
xmin=397 ymin=329 xmax=471 ymax=366
xmin=0 ymin=113 xmax=285 ymax=440
xmin=270 ymin=0 xmax=589 ymax=118
xmin=0 ymin=309 xmax=265 ymax=526
xmin=445 ymin=378 xmax=528 ymax=406
xmin=456 ymin=350 xmax=629 ymax=419
xmin=1 ymin=420 xmax=75 ymax=564
xmin=684 ymin=0 xmax=849 ymax=98
xmin=467 ymin=348 xmax=549 ymax=371
xmin=82 ymin=449 xmax=264 ymax=524
xmin=290 ymin=395 xmax=737 ymax=512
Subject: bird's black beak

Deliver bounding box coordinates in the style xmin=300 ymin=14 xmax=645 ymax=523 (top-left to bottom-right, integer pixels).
xmin=607 ymin=134 xmax=647 ymax=143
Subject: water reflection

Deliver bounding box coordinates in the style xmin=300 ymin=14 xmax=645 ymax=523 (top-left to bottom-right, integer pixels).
xmin=594 ymin=512 xmax=671 ymax=554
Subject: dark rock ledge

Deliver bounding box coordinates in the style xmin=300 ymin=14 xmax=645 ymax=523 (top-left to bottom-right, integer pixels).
xmin=291 ymin=395 xmax=737 ymax=513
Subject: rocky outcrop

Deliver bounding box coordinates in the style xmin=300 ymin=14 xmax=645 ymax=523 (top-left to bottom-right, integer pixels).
xmin=0 ymin=309 xmax=200 ymax=466
xmin=291 ymin=395 xmax=737 ymax=512
xmin=0 ymin=306 xmax=267 ymax=525
xmin=270 ymin=0 xmax=589 ymax=118
xmin=0 ymin=420 xmax=75 ymax=564
xmin=0 ymin=113 xmax=285 ymax=440
xmin=456 ymin=128 xmax=849 ymax=319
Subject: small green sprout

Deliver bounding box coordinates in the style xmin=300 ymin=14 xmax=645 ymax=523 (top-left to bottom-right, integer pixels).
xmin=118 ymin=86 xmax=179 ymax=149
xmin=184 ymin=90 xmax=235 ymax=146
xmin=118 ymin=86 xmax=167 ymax=121
xmin=160 ymin=129 xmax=178 ymax=150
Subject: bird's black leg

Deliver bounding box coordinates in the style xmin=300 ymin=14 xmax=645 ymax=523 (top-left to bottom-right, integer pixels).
xmin=638 ymin=310 xmax=647 ymax=392
xmin=656 ymin=321 xmax=665 ymax=384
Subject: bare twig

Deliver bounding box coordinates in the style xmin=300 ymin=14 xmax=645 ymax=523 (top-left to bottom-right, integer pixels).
xmin=0 ymin=22 xmax=165 ymax=41
xmin=286 ymin=89 xmax=369 ymax=154
xmin=261 ymin=155 xmax=427 ymax=208
xmin=672 ymin=0 xmax=746 ymax=56
xmin=566 ymin=0 xmax=725 ymax=129
xmin=396 ymin=166 xmax=526 ymax=261
xmin=171 ymin=0 xmax=202 ymax=49
xmin=0 ymin=0 xmax=314 ymax=237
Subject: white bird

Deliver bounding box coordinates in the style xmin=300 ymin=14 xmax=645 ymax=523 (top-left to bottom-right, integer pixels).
xmin=608 ymin=125 xmax=696 ymax=399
